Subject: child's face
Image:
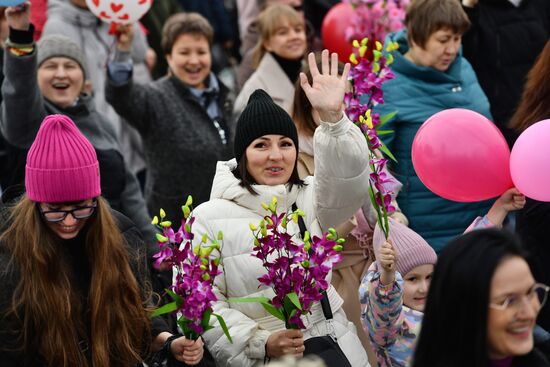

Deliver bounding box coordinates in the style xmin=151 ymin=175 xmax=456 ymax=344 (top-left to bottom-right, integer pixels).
xmin=403 ymin=264 xmax=434 ymax=312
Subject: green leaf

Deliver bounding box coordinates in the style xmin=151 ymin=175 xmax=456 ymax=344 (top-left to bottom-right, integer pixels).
xmin=379 ymin=142 xmax=397 ymax=163
xmin=166 ymin=289 xmax=184 ymax=306
xmin=260 ymin=303 xmax=286 ymax=322
xmin=286 ymin=292 xmax=302 ymax=311
xmin=201 ymin=308 xmax=213 ymax=330
xmin=228 ymin=296 xmax=271 ymax=304
xmin=213 ymin=313 xmax=233 ymax=343
xmin=376 ymin=129 xmax=394 ymax=136
xmin=151 ymin=302 xmax=178 ymax=317
xmin=379 ymin=111 xmax=397 ymax=125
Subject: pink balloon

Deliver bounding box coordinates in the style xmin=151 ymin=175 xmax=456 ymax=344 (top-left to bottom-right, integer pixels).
xmin=412 ymin=109 xmax=513 ymax=202
xmin=510 ymin=119 xmax=550 ymax=201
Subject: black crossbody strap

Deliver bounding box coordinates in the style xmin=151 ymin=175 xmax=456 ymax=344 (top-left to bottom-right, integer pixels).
xmin=292 ymin=204 xmax=333 ymax=321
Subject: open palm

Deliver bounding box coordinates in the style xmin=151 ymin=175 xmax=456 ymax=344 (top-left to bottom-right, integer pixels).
xmin=300 ymin=50 xmax=351 ymax=122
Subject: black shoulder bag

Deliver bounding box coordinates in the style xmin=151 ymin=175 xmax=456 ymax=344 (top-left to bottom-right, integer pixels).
xmin=292 ymin=204 xmax=352 ymax=367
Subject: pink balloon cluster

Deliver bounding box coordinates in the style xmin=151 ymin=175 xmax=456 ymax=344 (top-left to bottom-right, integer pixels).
xmin=510 ymin=120 xmax=550 ymax=202
xmin=412 ymin=109 xmax=550 ymax=202
xmin=85 ymin=0 xmax=152 ymax=25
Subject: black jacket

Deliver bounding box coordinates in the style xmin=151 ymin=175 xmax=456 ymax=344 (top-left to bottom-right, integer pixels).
xmin=516 ymin=199 xmax=550 ymax=332
xmin=462 ymin=0 xmax=550 ymax=147
xmin=512 ymin=347 xmax=550 ymax=367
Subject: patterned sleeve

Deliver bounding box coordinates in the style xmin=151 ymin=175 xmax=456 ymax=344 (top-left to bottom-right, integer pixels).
xmin=464 ymin=215 xmax=495 ymax=233
xmin=359 ymin=270 xmax=404 ymax=347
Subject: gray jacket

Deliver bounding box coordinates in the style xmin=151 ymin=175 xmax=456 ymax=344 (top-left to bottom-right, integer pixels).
xmin=0 ymin=49 xmax=156 ymax=253
xmin=42 ymin=0 xmax=150 ymax=174
xmin=106 ymin=73 xmax=234 ymax=219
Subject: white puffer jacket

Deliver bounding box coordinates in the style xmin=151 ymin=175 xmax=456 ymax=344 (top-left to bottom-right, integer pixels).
xmin=192 ymin=116 xmax=371 ymax=366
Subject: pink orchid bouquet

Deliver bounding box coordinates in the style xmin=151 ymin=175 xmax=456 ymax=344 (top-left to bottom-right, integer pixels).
xmin=151 ymin=196 xmax=232 ymax=342
xmin=344 ymin=38 xmax=400 ymax=239
xmin=345 ymin=0 xmax=409 ymax=45
xmin=231 ymin=197 xmax=344 ymax=329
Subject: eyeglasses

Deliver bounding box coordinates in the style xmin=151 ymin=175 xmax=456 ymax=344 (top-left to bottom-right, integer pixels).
xmin=489 ymin=283 xmax=550 ymax=311
xmin=39 ymin=200 xmax=97 ymax=222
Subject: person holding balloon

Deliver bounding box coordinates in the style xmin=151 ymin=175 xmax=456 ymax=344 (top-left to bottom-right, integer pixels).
xmin=360 ymin=187 xmax=526 ymax=367
xmin=509 ymin=40 xmax=550 ymax=334
xmin=106 ymin=12 xmax=234 ymax=218
xmin=233 ymin=3 xmax=307 ymax=117
xmin=375 ymin=0 xmax=494 ymax=253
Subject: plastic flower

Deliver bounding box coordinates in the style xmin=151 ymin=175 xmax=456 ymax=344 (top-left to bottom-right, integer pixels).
xmin=151 ymin=196 xmax=232 ymax=342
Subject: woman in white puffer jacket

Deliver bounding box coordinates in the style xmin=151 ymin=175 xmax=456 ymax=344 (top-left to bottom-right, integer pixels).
xmin=191 ymin=51 xmax=371 ymax=367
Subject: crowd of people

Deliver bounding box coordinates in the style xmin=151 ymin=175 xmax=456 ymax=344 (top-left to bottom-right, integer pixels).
xmin=0 ymin=0 xmax=549 ymax=366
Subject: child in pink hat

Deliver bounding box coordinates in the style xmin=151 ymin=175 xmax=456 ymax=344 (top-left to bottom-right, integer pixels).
xmin=359 ymin=188 xmax=526 ymax=367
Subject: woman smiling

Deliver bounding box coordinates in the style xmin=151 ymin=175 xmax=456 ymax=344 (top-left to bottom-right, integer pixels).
xmin=189 ymin=50 xmax=371 ymax=366
xmin=107 ymin=12 xmax=234 ymax=217
xmin=412 ymin=229 xmax=550 ymax=367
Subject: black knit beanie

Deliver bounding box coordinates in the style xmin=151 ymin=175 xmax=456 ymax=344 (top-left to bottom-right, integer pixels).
xmin=234 ymin=89 xmax=299 ymax=162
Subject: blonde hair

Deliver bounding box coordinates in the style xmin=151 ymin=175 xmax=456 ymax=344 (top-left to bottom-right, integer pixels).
xmin=252 ymin=4 xmax=305 ymax=68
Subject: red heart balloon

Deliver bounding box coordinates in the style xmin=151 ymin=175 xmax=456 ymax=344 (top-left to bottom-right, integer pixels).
xmin=99 ymin=10 xmax=111 ymax=19
xmin=110 ymin=2 xmax=123 ymax=13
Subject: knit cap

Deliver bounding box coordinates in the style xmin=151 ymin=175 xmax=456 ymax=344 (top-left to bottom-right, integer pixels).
xmin=373 ymin=218 xmax=437 ymax=276
xmin=37 ymin=35 xmax=88 ymax=79
xmin=25 ymin=114 xmax=101 ymax=203
xmin=234 ymin=89 xmax=298 ymax=162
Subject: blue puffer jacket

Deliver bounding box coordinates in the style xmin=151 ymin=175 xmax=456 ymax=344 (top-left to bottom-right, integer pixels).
xmin=375 ymin=30 xmax=493 ymax=253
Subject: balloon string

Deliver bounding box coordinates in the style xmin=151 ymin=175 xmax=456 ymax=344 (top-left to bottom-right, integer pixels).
xmin=108 ymin=22 xmax=119 ymax=36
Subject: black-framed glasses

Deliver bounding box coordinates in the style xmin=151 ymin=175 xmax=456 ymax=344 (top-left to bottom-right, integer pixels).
xmin=39 ymin=200 xmax=97 ymax=223
xmin=490 ymin=283 xmax=550 ymax=311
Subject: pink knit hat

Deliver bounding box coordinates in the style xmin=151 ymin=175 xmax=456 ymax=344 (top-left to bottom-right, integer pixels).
xmin=373 ymin=218 xmax=437 ymax=276
xmin=25 ymin=114 xmax=101 ymax=203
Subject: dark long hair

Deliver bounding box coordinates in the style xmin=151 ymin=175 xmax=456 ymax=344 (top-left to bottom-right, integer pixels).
xmin=509 ymin=40 xmax=550 ymax=132
xmin=412 ymin=229 xmax=528 ymax=367
xmin=0 ymin=196 xmax=150 ymax=367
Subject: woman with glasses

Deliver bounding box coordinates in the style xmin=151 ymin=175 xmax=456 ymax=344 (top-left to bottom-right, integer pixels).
xmin=412 ymin=228 xmax=550 ymax=367
xmin=0 ymin=115 xmax=204 ymax=366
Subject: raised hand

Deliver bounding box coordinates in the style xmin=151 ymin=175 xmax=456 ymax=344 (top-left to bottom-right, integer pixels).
xmin=114 ymin=24 xmax=134 ymax=53
xmin=266 ymin=329 xmax=305 ymax=358
xmin=5 ymin=2 xmax=30 ymax=31
xmin=487 ymin=187 xmax=526 ymax=227
xmin=299 ymin=49 xmax=350 ymax=123
xmin=379 ymin=240 xmax=397 ymax=285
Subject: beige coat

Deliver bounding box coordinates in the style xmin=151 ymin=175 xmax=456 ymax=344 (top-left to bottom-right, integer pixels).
xmin=297 ymin=151 xmax=376 ymax=362
xmin=233 ymin=53 xmax=296 ymax=118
